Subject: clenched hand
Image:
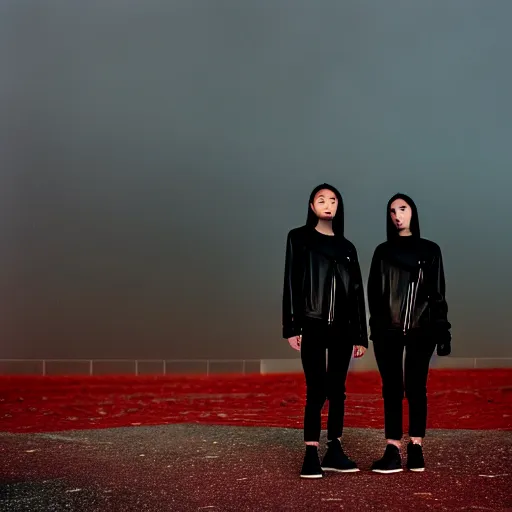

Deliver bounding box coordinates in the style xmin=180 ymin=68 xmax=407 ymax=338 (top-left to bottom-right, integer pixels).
xmin=287 ymin=335 xmax=302 ymax=351
xmin=353 ymin=345 xmax=366 ymax=358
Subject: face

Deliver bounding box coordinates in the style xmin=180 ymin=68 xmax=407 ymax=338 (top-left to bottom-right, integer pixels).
xmin=310 ymin=189 xmax=338 ymax=220
xmin=389 ymin=198 xmax=412 ymax=233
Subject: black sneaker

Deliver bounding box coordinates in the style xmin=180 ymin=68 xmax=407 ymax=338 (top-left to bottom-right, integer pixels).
xmin=300 ymin=445 xmax=324 ymax=479
xmin=371 ymin=444 xmax=403 ymax=473
xmin=321 ymin=439 xmax=360 ymax=473
xmin=406 ymin=442 xmax=425 ymax=472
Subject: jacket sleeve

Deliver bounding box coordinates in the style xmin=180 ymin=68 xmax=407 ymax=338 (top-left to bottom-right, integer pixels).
xmin=429 ymin=247 xmax=451 ymax=332
xmin=350 ymin=249 xmax=368 ymax=347
xmin=282 ymin=231 xmax=302 ymax=339
xmin=367 ymin=248 xmax=383 ymax=341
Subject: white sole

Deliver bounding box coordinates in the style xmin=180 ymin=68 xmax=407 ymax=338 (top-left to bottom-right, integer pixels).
xmin=409 ymin=468 xmax=425 ymax=472
xmin=322 ymin=467 xmax=360 ymax=473
xmin=371 ymin=468 xmax=403 ymax=474
xmin=300 ymin=474 xmax=323 ymax=479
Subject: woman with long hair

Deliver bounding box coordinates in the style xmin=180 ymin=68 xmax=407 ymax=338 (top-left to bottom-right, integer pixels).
xmin=368 ymin=193 xmax=451 ymax=473
xmin=282 ymin=183 xmax=368 ymax=478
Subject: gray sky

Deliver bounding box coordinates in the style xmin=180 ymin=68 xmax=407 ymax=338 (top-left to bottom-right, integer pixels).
xmin=1 ymin=1 xmax=511 ymax=359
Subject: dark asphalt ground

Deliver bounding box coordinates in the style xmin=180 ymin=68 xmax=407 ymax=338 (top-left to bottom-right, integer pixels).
xmin=1 ymin=424 xmax=511 ymax=511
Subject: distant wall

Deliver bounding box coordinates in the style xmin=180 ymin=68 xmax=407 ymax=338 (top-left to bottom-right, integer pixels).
xmin=1 ymin=2 xmax=511 ymax=374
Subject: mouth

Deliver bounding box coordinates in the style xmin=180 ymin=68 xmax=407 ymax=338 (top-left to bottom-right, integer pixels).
xmin=324 ymin=211 xmax=332 ymax=215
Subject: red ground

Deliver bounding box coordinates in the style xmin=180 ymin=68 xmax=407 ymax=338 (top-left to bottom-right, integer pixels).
xmin=0 ymin=369 xmax=510 ymax=433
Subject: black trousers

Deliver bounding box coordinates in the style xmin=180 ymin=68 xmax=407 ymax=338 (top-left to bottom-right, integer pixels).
xmin=300 ymin=319 xmax=354 ymax=443
xmin=373 ymin=330 xmax=436 ymax=440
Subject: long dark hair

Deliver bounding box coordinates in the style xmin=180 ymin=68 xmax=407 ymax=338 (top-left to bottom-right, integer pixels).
xmin=306 ymin=183 xmax=344 ymax=236
xmin=386 ymin=193 xmax=420 ymax=240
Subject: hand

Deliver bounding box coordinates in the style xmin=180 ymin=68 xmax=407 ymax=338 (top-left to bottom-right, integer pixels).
xmin=437 ymin=341 xmax=451 ymax=356
xmin=435 ymin=330 xmax=451 ymax=356
xmin=288 ymin=335 xmax=302 ymax=351
xmin=353 ymin=345 xmax=366 ymax=358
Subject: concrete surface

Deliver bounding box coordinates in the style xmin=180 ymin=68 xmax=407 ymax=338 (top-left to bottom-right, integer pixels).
xmin=1 ymin=424 xmax=510 ymax=511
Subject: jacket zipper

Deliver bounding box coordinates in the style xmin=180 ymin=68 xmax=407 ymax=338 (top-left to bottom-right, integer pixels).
xmin=328 ymin=271 xmax=336 ymax=325
xmin=403 ymin=263 xmax=423 ymax=334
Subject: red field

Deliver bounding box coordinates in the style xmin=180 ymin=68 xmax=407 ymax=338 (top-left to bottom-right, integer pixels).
xmin=1 ymin=369 xmax=510 ymax=433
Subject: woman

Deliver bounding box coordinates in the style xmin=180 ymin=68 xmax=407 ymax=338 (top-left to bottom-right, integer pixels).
xmin=368 ymin=193 xmax=451 ymax=473
xmin=282 ymin=183 xmax=368 ymax=479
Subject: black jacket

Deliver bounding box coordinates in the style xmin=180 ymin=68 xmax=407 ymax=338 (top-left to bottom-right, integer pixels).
xmin=368 ymin=193 xmax=451 ymax=342
xmin=282 ymin=225 xmax=368 ymax=347
xmin=367 ymin=237 xmax=451 ymax=339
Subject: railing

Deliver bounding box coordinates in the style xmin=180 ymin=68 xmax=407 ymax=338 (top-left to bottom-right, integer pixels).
xmin=0 ymin=357 xmax=511 ymax=376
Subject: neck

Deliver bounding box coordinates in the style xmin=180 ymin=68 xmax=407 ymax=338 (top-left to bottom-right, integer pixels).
xmin=398 ymin=228 xmax=412 ymax=237
xmin=315 ymin=219 xmax=335 ymax=236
